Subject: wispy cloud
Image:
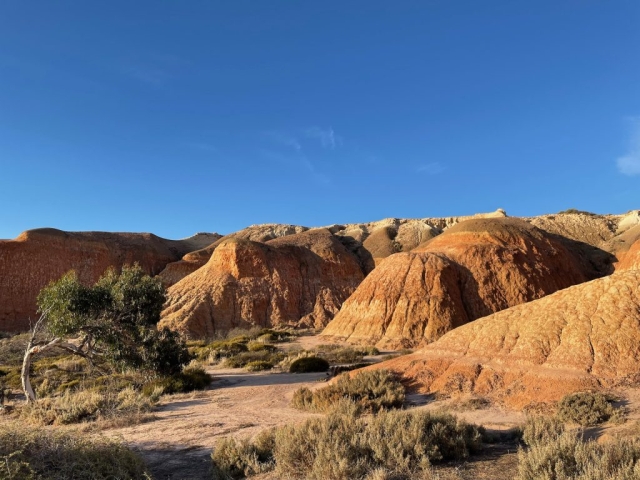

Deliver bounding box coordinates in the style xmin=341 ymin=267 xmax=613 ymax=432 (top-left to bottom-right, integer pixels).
xmin=617 ymin=117 xmax=640 ymax=176
xmin=305 ymin=126 xmax=341 ymax=149
xmin=264 ymin=131 xmax=302 ymax=151
xmin=417 ymin=162 xmax=445 ymax=175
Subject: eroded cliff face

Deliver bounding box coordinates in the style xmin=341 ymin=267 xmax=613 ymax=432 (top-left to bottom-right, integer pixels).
xmin=618 ymin=238 xmax=640 ymax=271
xmin=367 ymin=270 xmax=640 ymax=409
xmin=321 ymin=218 xmax=589 ymax=348
xmin=159 ymin=229 xmax=365 ymax=337
xmin=158 ymin=225 xmax=307 ymax=287
xmin=0 ymin=229 xmax=216 ymax=331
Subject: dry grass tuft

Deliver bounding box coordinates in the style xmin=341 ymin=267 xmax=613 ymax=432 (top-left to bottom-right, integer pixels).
xmin=0 ymin=422 xmax=151 ymax=479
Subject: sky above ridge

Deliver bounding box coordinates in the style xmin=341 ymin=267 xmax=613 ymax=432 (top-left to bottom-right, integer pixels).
xmin=1 ymin=1 xmax=639 ymax=240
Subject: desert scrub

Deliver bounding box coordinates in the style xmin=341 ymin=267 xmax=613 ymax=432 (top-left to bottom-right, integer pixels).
xmin=141 ymin=366 xmax=211 ymax=395
xmin=20 ymin=386 xmax=159 ymax=426
xmin=245 ymin=360 xmax=273 ymax=372
xmin=516 ymin=431 xmax=640 ymax=480
xmin=224 ymin=351 xmax=285 ymax=369
xmin=521 ymin=416 xmax=565 ymax=447
xmin=212 ymin=409 xmax=483 ymax=480
xmin=556 ymin=392 xmax=619 ymax=426
xmin=211 ymin=429 xmax=275 ymax=479
xmin=292 ymin=370 xmax=405 ymax=413
xmin=311 ymin=344 xmax=378 ymax=364
xmin=0 ymin=422 xmax=151 ymax=479
xmin=289 ymin=356 xmax=329 ymax=373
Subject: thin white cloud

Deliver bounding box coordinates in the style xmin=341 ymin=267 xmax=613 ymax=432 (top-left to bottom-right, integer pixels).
xmin=617 ymin=117 xmax=640 ymax=176
xmin=264 ymin=131 xmax=302 ymax=151
xmin=305 ymin=126 xmax=341 ymax=149
xmin=417 ymin=162 xmax=445 ymax=175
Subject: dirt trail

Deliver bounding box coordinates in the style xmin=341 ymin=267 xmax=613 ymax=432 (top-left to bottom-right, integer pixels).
xmin=108 ymin=368 xmax=327 ymax=479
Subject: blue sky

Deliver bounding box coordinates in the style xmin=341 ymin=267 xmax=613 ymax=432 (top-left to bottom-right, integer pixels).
xmin=1 ymin=1 xmax=639 ymax=240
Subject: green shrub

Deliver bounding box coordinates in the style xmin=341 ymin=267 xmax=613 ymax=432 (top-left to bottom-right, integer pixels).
xmin=212 ymin=409 xmax=483 ymax=480
xmin=142 ymin=367 xmax=211 ymax=396
xmin=289 ymin=356 xmax=329 ymax=373
xmin=516 ymin=432 xmax=640 ymax=480
xmin=0 ymin=422 xmax=151 ymax=479
xmin=557 ymin=392 xmax=616 ymax=426
xmin=292 ymin=370 xmax=405 ymax=413
xmin=246 ymin=361 xmax=273 ymax=372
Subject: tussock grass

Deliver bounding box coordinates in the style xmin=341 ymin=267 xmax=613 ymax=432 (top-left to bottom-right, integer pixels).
xmin=20 ymin=386 xmax=159 ymax=426
xmin=292 ymin=370 xmax=405 ymax=413
xmin=0 ymin=422 xmax=151 ymax=479
xmin=212 ymin=409 xmax=482 ymax=480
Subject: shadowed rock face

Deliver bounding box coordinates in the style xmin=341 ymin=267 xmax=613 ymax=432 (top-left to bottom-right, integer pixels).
xmin=159 ymin=229 xmax=365 ymax=337
xmin=321 ymin=218 xmax=589 ymax=348
xmin=368 ymin=270 xmax=640 ymax=409
xmin=0 ymin=229 xmax=217 ymax=332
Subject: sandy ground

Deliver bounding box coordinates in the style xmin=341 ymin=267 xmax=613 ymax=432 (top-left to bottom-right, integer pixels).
xmin=104 ymin=335 xmax=526 ymax=479
xmin=108 ymin=368 xmax=328 ymax=479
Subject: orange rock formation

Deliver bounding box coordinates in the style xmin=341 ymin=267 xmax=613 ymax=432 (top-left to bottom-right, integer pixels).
xmin=321 ymin=218 xmax=590 ymax=348
xmin=0 ymin=229 xmax=216 ymax=331
xmin=369 ymin=270 xmax=640 ymax=409
xmin=159 ymin=229 xmax=365 ymax=337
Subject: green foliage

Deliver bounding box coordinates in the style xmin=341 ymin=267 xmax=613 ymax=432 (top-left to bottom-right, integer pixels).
xmin=289 ymin=356 xmax=329 ymax=373
xmin=36 ymin=265 xmax=190 ymax=376
xmin=212 ymin=409 xmax=483 ymax=480
xmin=0 ymin=422 xmax=151 ymax=479
xmin=557 ymin=392 xmax=617 ymax=426
xmin=224 ymin=351 xmax=285 ymax=369
xmin=292 ymin=370 xmax=405 ymax=413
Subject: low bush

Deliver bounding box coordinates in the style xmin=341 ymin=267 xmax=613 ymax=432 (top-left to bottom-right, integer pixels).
xmin=556 ymin=392 xmax=617 ymax=426
xmin=246 ymin=361 xmax=273 ymax=372
xmin=516 ymin=432 xmax=640 ymax=480
xmin=211 ymin=429 xmax=275 ymax=479
xmin=289 ymin=356 xmax=329 ymax=373
xmin=0 ymin=422 xmax=151 ymax=479
xmin=291 ymin=370 xmax=405 ymax=413
xmin=521 ymin=416 xmax=565 ymax=447
xmin=212 ymin=409 xmax=483 ymax=480
xmin=141 ymin=367 xmax=211 ymax=396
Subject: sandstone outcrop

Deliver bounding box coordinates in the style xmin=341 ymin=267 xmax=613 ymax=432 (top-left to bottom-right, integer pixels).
xmin=321 ymin=218 xmax=589 ymax=348
xmin=368 ymin=270 xmax=640 ymax=409
xmin=0 ymin=229 xmax=217 ymax=331
xmin=158 ymin=225 xmax=307 ymax=286
xmin=159 ymin=229 xmax=365 ymax=337
xmin=618 ymin=238 xmax=640 ymax=271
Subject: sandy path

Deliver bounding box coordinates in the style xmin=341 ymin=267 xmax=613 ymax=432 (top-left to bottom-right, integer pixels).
xmin=109 ymin=368 xmax=327 ymax=479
